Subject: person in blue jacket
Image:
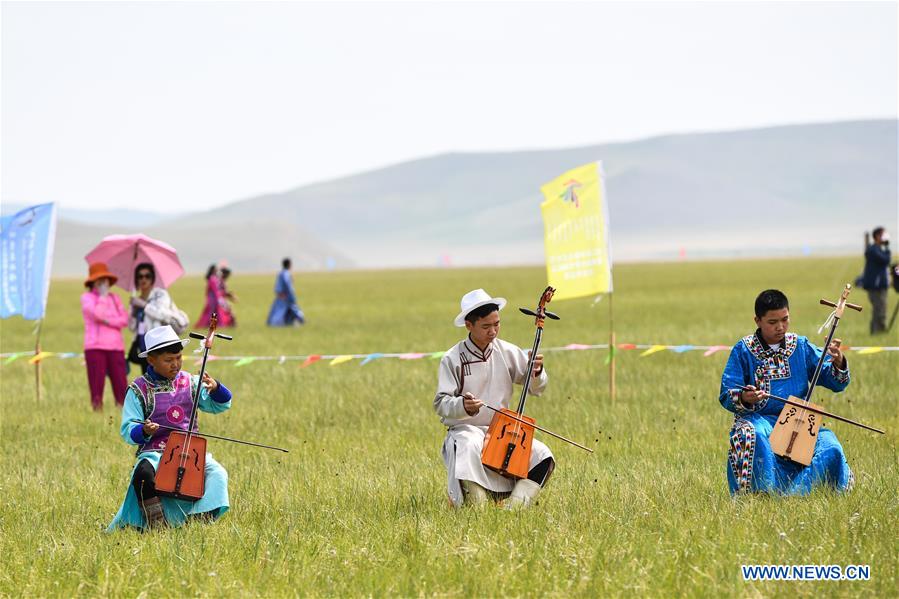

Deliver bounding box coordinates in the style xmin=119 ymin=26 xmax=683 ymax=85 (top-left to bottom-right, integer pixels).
xmin=862 ymin=227 xmax=891 ymax=334
xmin=266 ymin=258 xmax=306 ymax=327
xmin=718 ymin=289 xmax=853 ymax=496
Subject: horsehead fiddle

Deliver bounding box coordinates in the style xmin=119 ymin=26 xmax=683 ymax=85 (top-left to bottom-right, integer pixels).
xmin=766 ymin=284 xmax=883 ymax=466
xmin=480 ymin=287 xmax=593 ymax=480
xmin=140 ymin=313 xmax=288 ymax=502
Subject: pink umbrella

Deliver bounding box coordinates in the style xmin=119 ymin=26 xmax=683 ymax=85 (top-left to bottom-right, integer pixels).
xmin=85 ymin=234 xmax=184 ymax=291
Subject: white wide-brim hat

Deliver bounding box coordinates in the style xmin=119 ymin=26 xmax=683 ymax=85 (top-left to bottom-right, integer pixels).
xmin=454 ymin=289 xmax=507 ymax=327
xmin=138 ymin=325 xmax=191 ymax=358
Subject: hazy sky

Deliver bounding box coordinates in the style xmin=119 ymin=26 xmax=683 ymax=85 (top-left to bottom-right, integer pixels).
xmin=2 ymin=1 xmax=896 ymax=213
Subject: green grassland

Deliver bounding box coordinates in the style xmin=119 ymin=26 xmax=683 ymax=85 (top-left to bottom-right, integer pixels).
xmin=0 ymin=257 xmax=896 ymax=597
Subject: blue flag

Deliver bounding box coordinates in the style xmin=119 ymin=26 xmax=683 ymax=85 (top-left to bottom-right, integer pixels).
xmin=1 ymin=203 xmax=57 ymax=320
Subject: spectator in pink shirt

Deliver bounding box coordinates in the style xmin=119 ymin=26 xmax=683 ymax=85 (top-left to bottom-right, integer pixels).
xmin=81 ymin=262 xmax=129 ymax=410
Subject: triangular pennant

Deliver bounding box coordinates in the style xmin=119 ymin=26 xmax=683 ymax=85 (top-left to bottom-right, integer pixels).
xmin=703 ymin=345 xmax=730 ymax=357
xmin=300 ymin=355 xmax=322 ymax=368
xmin=28 ymin=351 xmax=55 ymax=364
xmin=4 ymin=352 xmax=25 ymax=364
xmin=429 ymin=351 xmax=446 ymax=359
xmin=639 ymin=345 xmax=668 ymax=357
xmin=330 ymin=355 xmax=354 ymax=366
xmin=672 ymin=345 xmax=694 ymax=353
xmin=856 ymin=347 xmax=884 ymax=355
xmin=604 ymin=345 xmax=617 ymax=365
xmin=398 ymin=353 xmax=426 ymax=360
xmin=564 ymin=343 xmax=592 ymax=350
xmin=234 ymin=357 xmax=256 ymax=367
xmin=361 ymin=353 xmax=384 ymax=366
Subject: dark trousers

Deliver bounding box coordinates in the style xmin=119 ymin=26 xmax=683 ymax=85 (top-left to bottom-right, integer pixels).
xmin=867 ymin=289 xmax=888 ymax=333
xmin=84 ymin=349 xmax=128 ymax=409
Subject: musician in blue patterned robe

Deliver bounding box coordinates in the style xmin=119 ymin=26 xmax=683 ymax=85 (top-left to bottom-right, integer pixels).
xmin=718 ymin=289 xmax=853 ymax=495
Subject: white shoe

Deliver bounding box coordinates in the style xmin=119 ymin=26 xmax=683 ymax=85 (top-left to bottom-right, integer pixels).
xmin=460 ymin=480 xmax=489 ymax=506
xmin=505 ymin=478 xmax=541 ymax=510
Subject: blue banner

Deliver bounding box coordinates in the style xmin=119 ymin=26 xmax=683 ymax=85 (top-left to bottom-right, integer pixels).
xmin=1 ymin=203 xmax=57 ymax=320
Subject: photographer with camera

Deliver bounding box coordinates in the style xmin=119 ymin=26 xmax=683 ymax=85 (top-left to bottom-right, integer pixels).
xmin=862 ymin=227 xmax=891 ymax=334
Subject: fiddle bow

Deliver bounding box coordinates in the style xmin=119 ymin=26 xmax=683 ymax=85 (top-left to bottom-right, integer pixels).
xmin=480 ymin=287 xmax=593 ymax=480
xmin=148 ymin=313 xmax=288 ymax=502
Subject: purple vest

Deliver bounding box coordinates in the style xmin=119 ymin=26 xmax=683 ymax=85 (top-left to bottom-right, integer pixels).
xmin=132 ymin=371 xmax=198 ymax=452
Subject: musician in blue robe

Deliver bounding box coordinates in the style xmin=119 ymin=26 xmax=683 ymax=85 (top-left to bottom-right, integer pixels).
xmin=108 ymin=326 xmax=232 ymax=531
xmin=719 ymin=289 xmax=853 ymax=495
xmin=266 ymin=257 xmax=306 ymax=327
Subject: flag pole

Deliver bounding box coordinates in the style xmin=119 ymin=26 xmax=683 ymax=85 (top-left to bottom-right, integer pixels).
xmin=34 ymin=319 xmax=43 ymax=402
xmin=609 ymin=291 xmax=616 ymax=402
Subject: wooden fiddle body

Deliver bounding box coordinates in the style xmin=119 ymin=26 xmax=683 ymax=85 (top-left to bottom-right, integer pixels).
xmin=768 ymin=285 xmax=864 ymax=466
xmin=481 ymin=287 xmax=559 ymax=479
xmin=155 ymin=313 xmax=228 ymax=501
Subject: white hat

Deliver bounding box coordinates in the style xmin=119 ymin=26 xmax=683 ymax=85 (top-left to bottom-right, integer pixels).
xmin=138 ymin=325 xmax=190 ymax=358
xmin=454 ymin=289 xmax=507 ymax=327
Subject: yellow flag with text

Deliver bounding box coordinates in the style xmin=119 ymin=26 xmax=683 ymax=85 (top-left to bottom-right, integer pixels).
xmin=540 ymin=161 xmax=612 ymax=300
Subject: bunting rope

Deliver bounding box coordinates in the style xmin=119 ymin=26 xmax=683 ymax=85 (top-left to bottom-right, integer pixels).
xmin=1 ymin=342 xmax=896 ymax=367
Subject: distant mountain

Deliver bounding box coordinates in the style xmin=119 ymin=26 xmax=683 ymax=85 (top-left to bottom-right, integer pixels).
xmin=29 ymin=119 xmax=898 ymax=275
xmin=174 ymin=119 xmax=899 ymax=267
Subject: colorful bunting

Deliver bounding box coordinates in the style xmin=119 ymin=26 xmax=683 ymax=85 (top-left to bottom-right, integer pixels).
xmin=857 ymin=347 xmax=884 ymax=355
xmin=604 ymin=345 xmax=617 ymax=365
xmin=640 ymin=345 xmax=667 ymax=357
xmin=28 ymin=351 xmax=55 ymax=364
xmin=5 ymin=352 xmax=26 ymax=364
xmin=565 ymin=343 xmax=592 ymax=350
xmin=2 ymin=342 xmax=895 ymax=371
xmin=703 ymin=345 xmax=730 ymax=357
xmin=300 ymin=355 xmax=322 ymax=368
xmin=361 ymin=353 xmax=384 ymax=366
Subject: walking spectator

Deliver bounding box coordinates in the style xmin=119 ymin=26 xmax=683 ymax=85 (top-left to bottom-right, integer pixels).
xmin=267 ymin=258 xmax=305 ymax=327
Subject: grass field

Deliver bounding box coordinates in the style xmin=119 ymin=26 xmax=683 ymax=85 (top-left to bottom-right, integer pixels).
xmin=1 ymin=257 xmax=896 ymax=597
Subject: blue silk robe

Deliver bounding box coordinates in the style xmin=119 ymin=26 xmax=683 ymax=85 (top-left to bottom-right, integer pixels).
xmin=266 ymin=269 xmax=305 ymax=326
xmin=718 ymin=331 xmax=853 ymax=495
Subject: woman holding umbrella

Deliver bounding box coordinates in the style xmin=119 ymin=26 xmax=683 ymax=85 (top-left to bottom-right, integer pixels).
xmin=127 ymin=262 xmax=189 ymax=374
xmin=81 ymin=262 xmax=129 ymax=410
xmin=86 ymin=234 xmax=190 ymax=374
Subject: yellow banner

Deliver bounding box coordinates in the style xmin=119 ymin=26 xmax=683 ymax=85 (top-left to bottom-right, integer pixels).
xmin=540 ymin=162 xmax=612 ymax=300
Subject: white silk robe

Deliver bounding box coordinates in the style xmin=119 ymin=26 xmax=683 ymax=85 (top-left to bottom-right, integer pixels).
xmin=434 ymin=337 xmax=552 ymax=506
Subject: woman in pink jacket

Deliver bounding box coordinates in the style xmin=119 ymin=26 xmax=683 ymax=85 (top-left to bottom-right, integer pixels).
xmin=81 ymin=262 xmax=129 ymax=410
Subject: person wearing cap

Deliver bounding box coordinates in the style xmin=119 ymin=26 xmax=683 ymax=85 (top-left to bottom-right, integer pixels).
xmin=434 ymin=289 xmax=554 ymax=509
xmin=862 ymin=227 xmax=891 ymax=334
xmin=107 ymin=325 xmax=233 ymax=531
xmin=81 ymin=262 xmax=129 ymax=410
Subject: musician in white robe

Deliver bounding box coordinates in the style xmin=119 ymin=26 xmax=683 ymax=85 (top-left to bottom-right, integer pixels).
xmin=435 ymin=289 xmax=554 ymax=508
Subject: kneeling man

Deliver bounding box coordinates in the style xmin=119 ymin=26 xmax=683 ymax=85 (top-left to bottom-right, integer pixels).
xmin=434 ymin=289 xmax=554 ymax=508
